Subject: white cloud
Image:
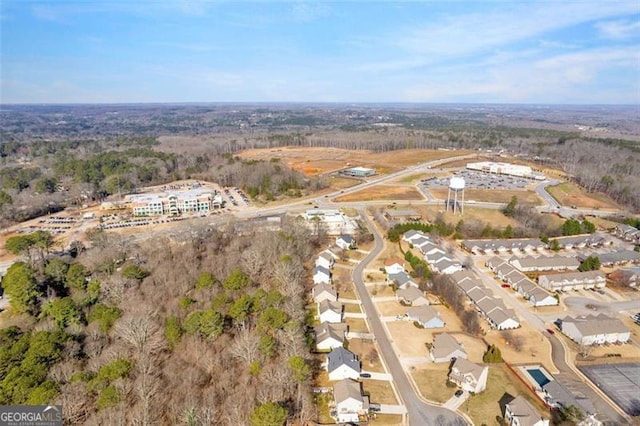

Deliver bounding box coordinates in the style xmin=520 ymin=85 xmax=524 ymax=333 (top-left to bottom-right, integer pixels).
xmin=596 ymin=19 xmax=640 ymax=39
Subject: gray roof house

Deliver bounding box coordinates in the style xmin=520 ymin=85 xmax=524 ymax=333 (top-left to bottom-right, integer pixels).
xmin=333 ymin=379 xmax=369 ymax=424
xmin=504 ymin=395 xmax=549 ymax=426
xmin=448 ymin=358 xmax=489 ymax=393
xmin=387 ymin=271 xmax=418 ymax=290
xmin=538 ymin=271 xmax=606 ymax=291
xmin=312 ymin=282 xmax=338 ymax=303
xmin=396 ymin=286 xmax=429 ymax=306
xmin=327 ymin=347 xmax=361 ymax=381
xmin=312 ymin=265 xmax=332 ymax=285
xmin=429 ymin=333 xmax=467 ymax=363
xmin=509 ymin=255 xmax=580 ymax=272
xmin=315 ymin=323 xmax=346 ymax=351
xmin=406 ymin=305 xmax=445 ymax=328
xmin=560 ymin=314 xmax=630 ymax=346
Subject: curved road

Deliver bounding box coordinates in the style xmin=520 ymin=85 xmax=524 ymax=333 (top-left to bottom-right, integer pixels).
xmin=352 ymin=211 xmax=466 ymax=426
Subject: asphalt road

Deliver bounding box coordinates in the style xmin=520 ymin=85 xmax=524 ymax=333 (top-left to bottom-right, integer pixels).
xmin=546 ymin=333 xmax=627 ymax=424
xmin=352 ymin=211 xmax=466 ymax=426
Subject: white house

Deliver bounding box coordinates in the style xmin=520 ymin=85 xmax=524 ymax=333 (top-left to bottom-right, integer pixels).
xmin=312 ymin=282 xmax=337 ymax=304
xmin=318 ymin=300 xmax=343 ymax=324
xmin=315 ymin=252 xmax=335 ymax=270
xmin=560 ymin=314 xmax=630 ymax=346
xmin=396 ymin=286 xmax=429 ymax=306
xmin=528 ymin=287 xmax=558 ymax=307
xmin=312 ymin=265 xmax=332 ymax=285
xmin=504 ymin=395 xmax=549 ymax=426
xmin=327 ymin=347 xmax=361 ymax=381
xmin=402 ymin=229 xmax=427 ymax=243
xmin=384 ymin=257 xmax=405 ymax=275
xmin=333 ymin=379 xmax=368 ymax=424
xmin=336 ymin=235 xmax=356 ymax=250
xmin=430 ymin=333 xmax=467 ymax=363
xmin=432 ymin=258 xmax=463 ymax=275
xmin=406 ymin=305 xmax=445 ymax=328
xmin=315 ymin=323 xmax=345 ymax=351
xmin=448 ymin=358 xmax=489 ymax=393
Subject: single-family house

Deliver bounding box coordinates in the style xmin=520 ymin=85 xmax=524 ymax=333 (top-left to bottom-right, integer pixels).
xmin=542 ymin=380 xmax=596 ymax=415
xmin=406 ymin=305 xmax=445 ymax=328
xmin=387 ymin=271 xmax=418 ymax=290
xmin=403 ymin=229 xmax=427 ymax=243
xmin=448 ymin=358 xmax=489 ymax=393
xmin=327 ymin=347 xmax=361 ymax=381
xmin=384 ymin=257 xmax=405 ymax=275
xmin=315 ymin=323 xmax=345 ymax=351
xmin=313 ymin=265 xmax=332 ymax=285
xmin=560 ymin=314 xmax=630 ymax=346
xmin=333 ymin=379 xmax=369 ymax=424
xmin=336 ymin=235 xmax=356 ymax=250
xmin=430 ymin=333 xmax=467 ymax=363
xmin=316 ymin=252 xmax=335 ymax=270
xmin=538 ymin=271 xmax=606 ymax=291
xmin=432 ymin=258 xmax=463 ymax=275
xmin=396 ymin=286 xmax=429 ymax=306
xmin=485 ymin=307 xmax=520 ymax=330
xmin=504 ymin=395 xmax=549 ymax=426
xmin=312 ymin=282 xmax=337 ymax=304
xmin=318 ymin=300 xmax=343 ymax=324
xmin=528 ymin=287 xmax=558 ymax=307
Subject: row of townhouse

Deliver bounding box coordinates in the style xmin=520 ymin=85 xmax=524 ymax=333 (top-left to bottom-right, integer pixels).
xmin=487 ymin=257 xmax=558 ymax=307
xmin=608 ymin=266 xmax=640 ymax=288
xmin=507 ymin=254 xmax=580 ymax=272
xmin=403 ymin=230 xmax=463 ymax=274
xmin=462 ymin=233 xmax=610 ymax=255
xmin=450 ymin=271 xmax=520 ymax=330
xmin=559 ymin=313 xmax=630 ymax=346
xmin=577 ymin=249 xmax=640 ymax=267
xmin=538 ymin=270 xmax=606 ymax=292
xmin=613 ymin=223 xmax=640 ymax=244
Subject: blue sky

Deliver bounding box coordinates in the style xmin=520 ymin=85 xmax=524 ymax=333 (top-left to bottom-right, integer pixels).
xmin=1 ymin=1 xmax=639 ymax=104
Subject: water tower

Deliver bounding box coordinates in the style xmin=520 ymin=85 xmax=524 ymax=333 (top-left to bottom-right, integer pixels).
xmin=446 ymin=176 xmax=465 ymax=214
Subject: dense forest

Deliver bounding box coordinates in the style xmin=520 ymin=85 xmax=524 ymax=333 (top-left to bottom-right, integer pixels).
xmin=1 ymin=220 xmax=321 ymax=425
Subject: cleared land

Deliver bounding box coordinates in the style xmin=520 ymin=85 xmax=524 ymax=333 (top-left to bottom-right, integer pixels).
xmin=334 ymin=185 xmax=424 ymax=202
xmin=484 ymin=325 xmax=555 ymax=371
xmin=547 ymin=181 xmax=620 ymax=210
xmin=363 ymin=380 xmax=398 ymax=405
xmin=369 ymin=414 xmax=403 ymax=426
xmin=429 ymin=188 xmax=543 ymax=205
xmin=411 ymin=364 xmax=453 ymax=404
xmin=238 ymin=147 xmax=475 ymax=177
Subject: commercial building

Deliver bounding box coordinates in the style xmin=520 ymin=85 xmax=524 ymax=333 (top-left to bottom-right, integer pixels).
xmin=466 ymin=161 xmax=545 ymax=180
xmin=128 ymin=189 xmax=222 ymax=216
xmin=342 ymin=166 xmax=376 ymax=177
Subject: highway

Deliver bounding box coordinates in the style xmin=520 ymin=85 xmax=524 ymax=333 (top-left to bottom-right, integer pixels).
xmin=351 ymin=212 xmax=467 ymax=426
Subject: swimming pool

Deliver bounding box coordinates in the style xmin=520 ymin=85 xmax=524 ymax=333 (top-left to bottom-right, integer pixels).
xmin=527 ymin=368 xmax=551 ymax=387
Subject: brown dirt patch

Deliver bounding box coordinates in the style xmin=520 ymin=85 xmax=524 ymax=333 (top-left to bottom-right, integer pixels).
xmin=363 ymin=380 xmax=398 ymax=405
xmin=334 ymin=185 xmax=424 ymax=202
xmin=547 ymin=182 xmax=621 ymax=210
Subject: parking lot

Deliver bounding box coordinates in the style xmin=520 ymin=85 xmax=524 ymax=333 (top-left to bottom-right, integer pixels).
xmin=578 ymin=363 xmax=640 ymax=416
xmin=422 ymin=169 xmax=534 ymax=190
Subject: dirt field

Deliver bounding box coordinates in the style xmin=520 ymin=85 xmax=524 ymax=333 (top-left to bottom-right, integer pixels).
xmin=547 ymin=182 xmax=620 ymax=210
xmin=429 ymin=188 xmax=543 ymax=205
xmin=334 ymin=185 xmax=424 ymax=202
xmin=237 ymin=147 xmax=474 ymax=177
xmin=376 ymin=301 xmax=407 ymax=317
xmin=421 ymin=205 xmax=521 ymax=228
xmin=363 ymin=380 xmax=398 ymax=405
xmin=411 ymin=364 xmax=453 ymax=403
xmin=386 ymin=321 xmax=433 ymax=358
xmin=484 ymin=325 xmax=556 ymax=373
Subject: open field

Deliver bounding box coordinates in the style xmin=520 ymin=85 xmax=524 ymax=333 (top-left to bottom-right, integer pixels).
xmin=461 ymin=364 xmax=550 ymax=426
xmin=345 ymin=317 xmax=369 ymax=334
xmin=386 ymin=321 xmax=432 ymax=358
xmin=428 ymin=188 xmax=543 ymax=205
xmin=238 ymin=147 xmax=475 ymax=176
xmin=363 ymin=380 xmax=398 ymax=405
xmin=411 ymin=364 xmax=453 ymax=404
xmin=369 ymin=413 xmax=403 ymax=426
xmin=376 ymin=301 xmax=407 ymax=317
xmin=334 ymin=185 xmax=424 ymax=202
xmin=484 ymin=325 xmax=556 ymax=372
xmin=368 ymin=284 xmax=395 ymax=298
xmin=421 ymin=205 xmax=522 ymax=228
xmin=547 ymin=181 xmax=621 ymax=210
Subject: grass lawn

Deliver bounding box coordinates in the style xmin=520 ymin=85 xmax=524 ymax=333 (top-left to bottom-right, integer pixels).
xmin=411 ymin=365 xmax=452 ymax=404
xmin=369 ymin=285 xmax=396 ymax=298
xmin=343 ymin=303 xmax=362 ymax=314
xmin=461 ymin=364 xmax=549 ymax=426
xmin=346 ymin=339 xmax=386 ymax=373
xmin=546 ymin=182 xmax=619 ymax=210
xmin=345 ymin=317 xmax=370 ymax=334
xmin=335 ymin=185 xmax=424 ymax=202
xmin=314 ymin=393 xmax=335 ymax=424
xmin=369 ymin=414 xmax=403 ymax=426
xmin=363 ymin=380 xmax=398 ymax=405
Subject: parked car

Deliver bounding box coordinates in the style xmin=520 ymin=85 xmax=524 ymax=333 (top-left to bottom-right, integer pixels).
xmin=546 ymin=328 xmax=555 ymax=335
xmin=369 ymin=403 xmax=381 ymax=412
xmin=454 ymin=390 xmax=464 ymax=397
xmin=360 ymin=373 xmax=372 ymax=378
